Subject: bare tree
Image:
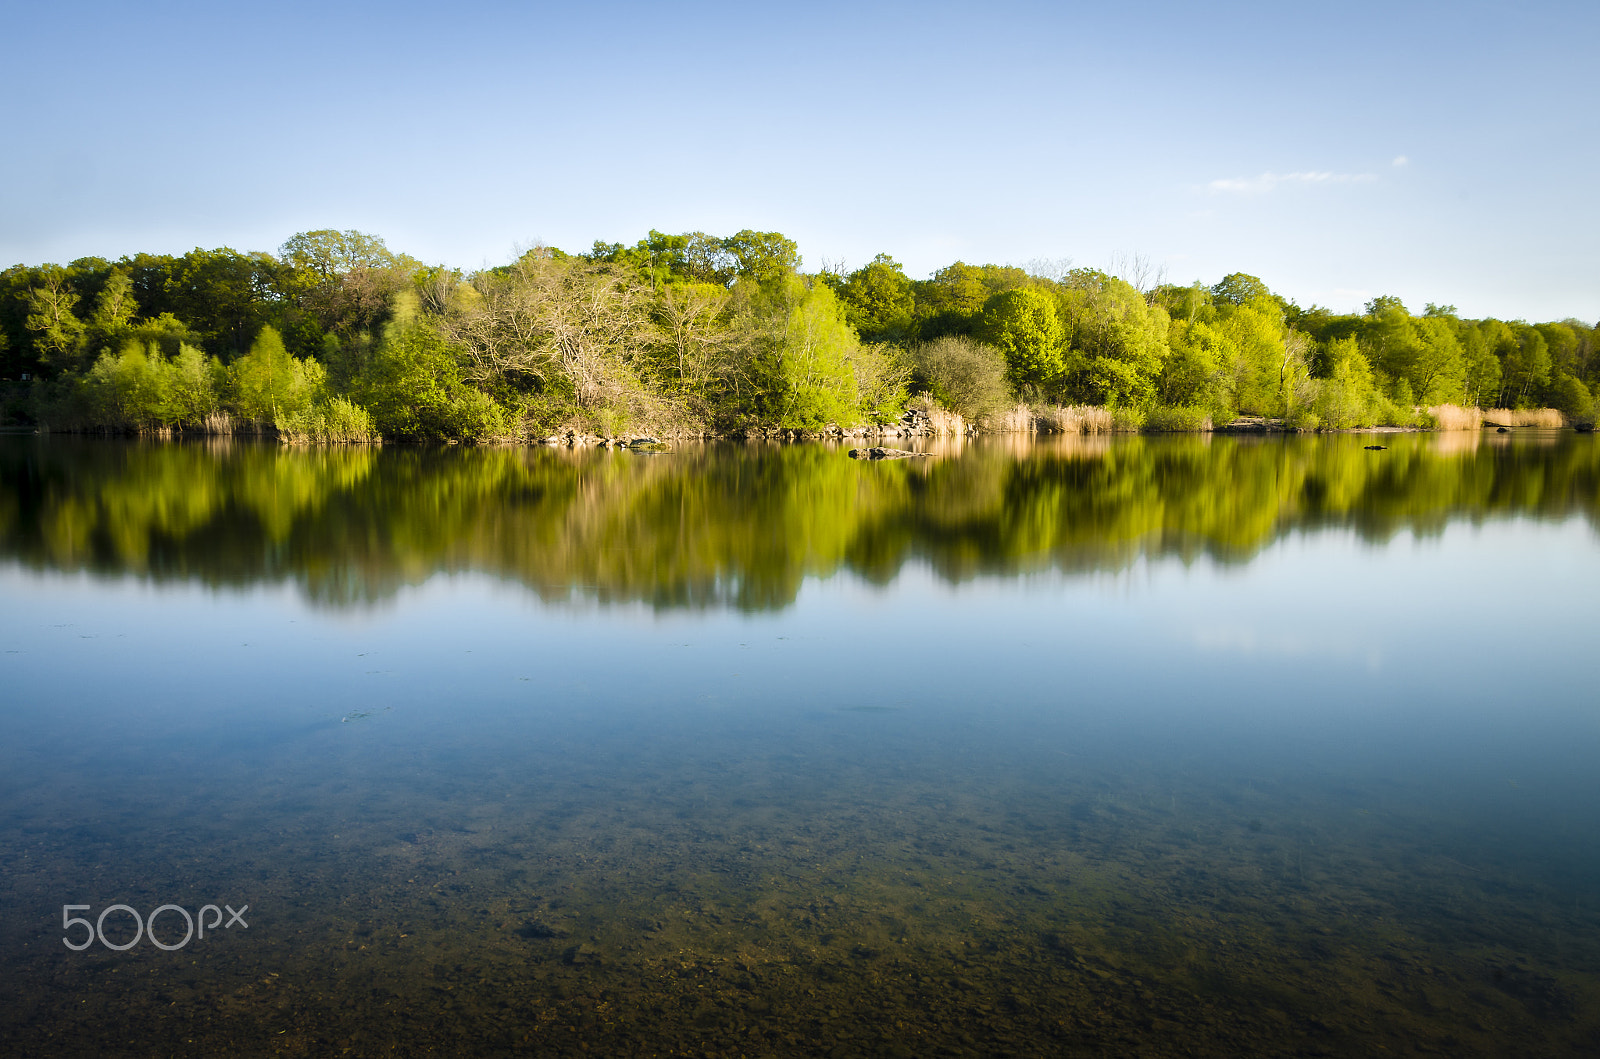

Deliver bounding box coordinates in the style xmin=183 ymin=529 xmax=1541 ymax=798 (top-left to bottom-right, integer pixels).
xmin=1109 ymin=252 xmax=1168 ymax=301
xmin=654 ymin=282 xmax=733 ymax=386
xmin=440 ymin=250 xmax=653 ymax=411
xmin=1023 ymin=257 xmax=1073 ymax=283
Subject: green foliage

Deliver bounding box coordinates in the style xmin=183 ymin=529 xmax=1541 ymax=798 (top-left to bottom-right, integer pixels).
xmin=722 ymin=230 xmax=802 ymax=285
xmin=165 ymin=248 xmax=277 ymax=358
xmin=1141 ymin=405 xmax=1213 ymax=432
xmin=275 ymin=230 xmax=421 ymax=356
xmin=1152 ymin=281 xmax=1210 ymax=323
xmin=355 ymin=311 xmax=510 ymax=441
xmin=834 ymin=254 xmax=915 ymax=342
xmin=233 ymin=325 xmax=323 ymax=424
xmin=5 ymin=229 xmax=1595 ymax=442
xmin=849 ymin=343 xmax=913 ymax=424
xmin=23 ymin=266 xmax=88 ymax=370
xmin=589 ymin=230 xmax=736 ymax=289
xmin=275 ymin=396 xmax=379 ymax=443
xmin=755 ymin=281 xmax=862 ymax=428
xmin=46 ymin=340 xmax=223 ymax=432
xmin=1459 ymin=323 xmax=1503 ymax=409
xmin=979 ymin=288 xmax=1066 ymax=393
xmin=1056 ymin=274 xmax=1171 ymax=407
xmin=1500 ymin=324 xmax=1552 ymax=407
xmin=1211 ymin=273 xmax=1273 ymax=308
xmin=1309 ymin=337 xmax=1416 ymax=427
xmin=912 ymin=262 xmax=1034 ymax=340
xmin=1359 ymin=297 xmax=1465 ymax=404
xmin=910 ymin=336 xmax=1012 ymax=419
xmin=1208 ymin=299 xmax=1290 ymax=414
xmin=1161 ymin=320 xmax=1231 ymax=413
xmin=90 ymin=270 xmax=139 ymax=333
xmin=1548 ymin=373 xmax=1594 ymax=422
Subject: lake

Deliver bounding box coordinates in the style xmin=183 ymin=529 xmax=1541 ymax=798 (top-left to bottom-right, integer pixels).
xmin=2 ymin=430 xmax=1599 ymax=1056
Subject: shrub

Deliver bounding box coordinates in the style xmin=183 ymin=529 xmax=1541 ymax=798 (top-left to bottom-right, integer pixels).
xmin=1143 ymin=405 xmax=1214 ymax=432
xmin=276 ymin=397 xmax=378 ymax=443
xmin=910 ymin=336 xmax=1012 ymax=419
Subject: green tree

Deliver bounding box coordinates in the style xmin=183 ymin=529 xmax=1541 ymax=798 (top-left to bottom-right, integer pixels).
xmin=1409 ymin=315 xmax=1465 ymax=403
xmin=979 ymin=288 xmax=1066 ymax=394
xmin=233 ymin=324 xmax=320 ymax=423
xmin=722 ymin=230 xmax=801 ymax=285
xmin=1056 ymin=273 xmax=1171 ymax=407
xmin=1311 ymin=337 xmax=1393 ymax=427
xmin=90 ymin=269 xmax=139 ymax=334
xmin=1549 ymin=372 xmax=1595 ymax=421
xmin=1161 ymin=320 xmax=1232 ymax=410
xmin=1152 ymin=281 xmax=1211 ymax=323
xmin=848 ymin=342 xmax=912 ymax=424
xmin=277 ymin=230 xmax=420 ymax=348
xmin=1501 ymin=325 xmax=1552 ymax=407
xmin=653 ymin=281 xmax=733 ymax=390
xmin=166 ymin=248 xmax=276 ymax=358
xmin=835 ymin=254 xmax=915 ymax=342
xmin=1460 ymin=322 xmax=1503 ymax=408
xmin=355 ymin=301 xmax=508 ymax=441
xmin=1213 ymin=300 xmax=1290 ymax=414
xmin=757 ymin=281 xmax=861 ymax=427
xmin=913 ymin=262 xmax=1033 ymax=339
xmin=23 ymin=266 xmax=87 ymax=370
xmin=1211 ymin=272 xmax=1274 ymax=308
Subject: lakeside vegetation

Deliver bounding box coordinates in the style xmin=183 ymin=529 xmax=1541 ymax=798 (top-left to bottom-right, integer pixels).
xmin=1 ymin=229 xmax=1595 ymax=440
xmin=5 ymin=432 xmax=1597 ymax=610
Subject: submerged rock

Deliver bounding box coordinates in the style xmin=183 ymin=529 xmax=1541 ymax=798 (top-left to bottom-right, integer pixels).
xmin=515 ymin=919 xmax=564 ymax=940
xmin=848 ymin=447 xmax=930 ymax=460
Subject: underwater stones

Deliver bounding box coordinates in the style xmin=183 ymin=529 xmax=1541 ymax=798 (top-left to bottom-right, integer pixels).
xmin=562 ymin=942 xmax=602 ymax=966
xmin=514 ymin=919 xmax=563 ymax=940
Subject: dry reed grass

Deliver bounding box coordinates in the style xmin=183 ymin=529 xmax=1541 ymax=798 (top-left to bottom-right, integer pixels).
xmin=1484 ymin=407 xmax=1565 ymax=428
xmin=1036 ymin=405 xmax=1116 ymax=434
xmin=1426 ymin=404 xmax=1483 ymax=431
xmin=907 ymin=394 xmax=966 ymax=436
xmin=989 ymin=404 xmax=1037 ymax=432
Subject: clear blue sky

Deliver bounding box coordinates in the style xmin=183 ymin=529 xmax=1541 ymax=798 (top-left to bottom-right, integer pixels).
xmin=5 ymin=0 xmax=1595 ymax=323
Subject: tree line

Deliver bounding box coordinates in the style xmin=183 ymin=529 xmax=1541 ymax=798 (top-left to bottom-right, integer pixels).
xmin=1 ymin=229 xmax=1594 ymax=440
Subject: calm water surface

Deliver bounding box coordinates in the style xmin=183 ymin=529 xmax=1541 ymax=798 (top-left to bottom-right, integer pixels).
xmin=2 ymin=431 xmax=1599 ymax=1056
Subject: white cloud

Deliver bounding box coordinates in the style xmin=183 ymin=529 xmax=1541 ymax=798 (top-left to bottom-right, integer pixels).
xmin=1392 ymin=155 xmax=1409 ymax=167
xmin=1207 ymin=171 xmax=1378 ymax=195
